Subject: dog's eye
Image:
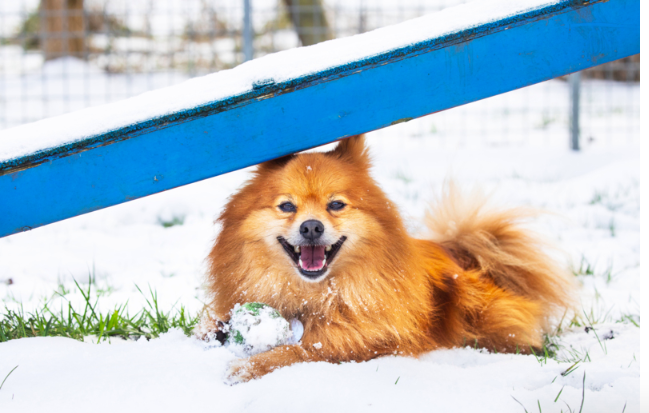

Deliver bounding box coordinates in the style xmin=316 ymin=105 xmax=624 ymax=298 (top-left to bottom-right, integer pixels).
xmin=328 ymin=201 xmax=346 ymax=211
xmin=278 ymin=202 xmax=297 ymax=213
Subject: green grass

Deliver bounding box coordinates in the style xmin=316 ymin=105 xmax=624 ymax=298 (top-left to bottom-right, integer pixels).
xmin=0 ymin=280 xmax=199 ymax=343
xmin=608 ymin=218 xmax=616 ymax=238
xmin=0 ymin=365 xmax=18 ymax=391
xmin=588 ymin=181 xmax=639 ymax=214
xmin=571 ymin=255 xmax=618 ymax=285
xmin=571 ymin=255 xmax=596 ymax=277
xmin=514 ymin=371 xmax=593 ymax=413
xmin=520 ymin=301 xmax=639 ymax=413
xmin=157 ymin=215 xmax=186 ymax=228
xmin=392 ymin=169 xmax=414 ymax=185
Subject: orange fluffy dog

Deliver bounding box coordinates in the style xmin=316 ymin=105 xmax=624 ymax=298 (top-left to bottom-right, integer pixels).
xmin=199 ymin=135 xmax=573 ymax=383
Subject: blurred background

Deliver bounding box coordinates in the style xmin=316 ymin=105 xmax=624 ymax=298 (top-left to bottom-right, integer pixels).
xmin=0 ymin=0 xmax=640 ymax=149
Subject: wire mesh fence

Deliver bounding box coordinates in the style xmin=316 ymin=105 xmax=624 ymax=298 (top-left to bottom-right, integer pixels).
xmin=0 ymin=0 xmax=640 ymax=149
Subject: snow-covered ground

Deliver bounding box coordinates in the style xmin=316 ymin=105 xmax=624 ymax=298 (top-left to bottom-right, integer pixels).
xmin=0 ymin=323 xmax=639 ymax=412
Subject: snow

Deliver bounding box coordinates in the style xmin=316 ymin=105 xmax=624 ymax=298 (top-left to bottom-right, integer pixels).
xmin=0 ymin=0 xmax=560 ymax=162
xmin=225 ymin=303 xmax=293 ymax=357
xmin=0 ymin=325 xmax=639 ymax=412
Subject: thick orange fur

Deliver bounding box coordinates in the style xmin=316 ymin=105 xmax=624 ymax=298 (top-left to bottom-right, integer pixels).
xmin=200 ymin=135 xmax=574 ymax=383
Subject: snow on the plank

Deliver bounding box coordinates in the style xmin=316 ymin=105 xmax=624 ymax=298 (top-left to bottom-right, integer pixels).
xmin=0 ymin=0 xmax=560 ymax=162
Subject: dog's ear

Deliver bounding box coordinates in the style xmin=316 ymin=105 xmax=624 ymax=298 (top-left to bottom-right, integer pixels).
xmin=328 ymin=135 xmax=370 ymax=169
xmin=256 ymin=154 xmax=294 ymax=173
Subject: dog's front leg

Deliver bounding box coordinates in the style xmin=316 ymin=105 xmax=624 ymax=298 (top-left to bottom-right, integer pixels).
xmin=225 ymin=344 xmax=321 ymax=384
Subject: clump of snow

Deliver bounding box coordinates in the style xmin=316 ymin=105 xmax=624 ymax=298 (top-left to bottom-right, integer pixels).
xmin=226 ymin=303 xmax=292 ymax=357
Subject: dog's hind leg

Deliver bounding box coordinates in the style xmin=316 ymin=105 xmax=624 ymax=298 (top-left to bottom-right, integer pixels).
xmin=428 ymin=265 xmax=545 ymax=353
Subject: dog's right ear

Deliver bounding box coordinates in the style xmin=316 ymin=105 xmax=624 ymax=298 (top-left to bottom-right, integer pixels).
xmin=256 ymin=154 xmax=294 ymax=173
xmin=328 ymin=134 xmax=370 ymax=169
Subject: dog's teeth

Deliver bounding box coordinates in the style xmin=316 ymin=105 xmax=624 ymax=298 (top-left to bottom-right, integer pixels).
xmin=325 ymin=245 xmax=332 ymax=252
xmin=299 ymin=258 xmax=303 ymax=268
xmin=294 ymin=245 xmax=300 ymax=253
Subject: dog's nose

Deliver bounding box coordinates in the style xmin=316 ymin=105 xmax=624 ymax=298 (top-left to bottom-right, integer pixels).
xmin=300 ymin=220 xmax=324 ymax=241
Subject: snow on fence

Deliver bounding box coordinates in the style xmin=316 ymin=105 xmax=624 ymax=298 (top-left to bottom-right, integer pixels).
xmin=0 ymin=0 xmax=640 ymax=238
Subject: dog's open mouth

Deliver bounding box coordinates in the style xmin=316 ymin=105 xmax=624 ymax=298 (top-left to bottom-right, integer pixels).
xmin=277 ymin=236 xmax=347 ymax=279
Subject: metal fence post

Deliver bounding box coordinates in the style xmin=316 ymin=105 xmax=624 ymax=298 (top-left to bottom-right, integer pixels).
xmin=569 ymin=72 xmax=581 ymax=151
xmin=243 ymin=0 xmax=253 ymax=61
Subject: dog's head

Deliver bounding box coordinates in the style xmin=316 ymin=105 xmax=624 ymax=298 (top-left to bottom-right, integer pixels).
xmin=218 ymin=135 xmax=404 ymax=284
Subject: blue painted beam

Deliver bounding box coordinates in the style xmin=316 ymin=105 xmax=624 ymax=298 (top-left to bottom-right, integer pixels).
xmin=0 ymin=0 xmax=640 ymax=238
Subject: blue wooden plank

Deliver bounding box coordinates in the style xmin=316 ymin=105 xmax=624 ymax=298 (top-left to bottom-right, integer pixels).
xmin=0 ymin=0 xmax=640 ymax=237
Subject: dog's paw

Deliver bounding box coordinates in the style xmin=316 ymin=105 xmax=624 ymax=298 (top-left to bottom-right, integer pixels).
xmin=194 ymin=314 xmax=229 ymax=345
xmin=224 ymin=359 xmax=254 ymax=385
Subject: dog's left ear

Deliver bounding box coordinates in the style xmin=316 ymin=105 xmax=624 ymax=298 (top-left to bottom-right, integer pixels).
xmin=328 ymin=134 xmax=370 ymax=169
xmin=256 ymin=154 xmax=295 ymax=174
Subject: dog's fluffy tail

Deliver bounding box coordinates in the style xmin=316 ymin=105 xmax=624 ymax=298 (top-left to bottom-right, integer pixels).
xmin=425 ymin=183 xmax=574 ymax=329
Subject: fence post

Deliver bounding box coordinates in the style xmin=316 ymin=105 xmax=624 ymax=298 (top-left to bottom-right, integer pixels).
xmin=243 ymin=0 xmax=253 ymax=61
xmin=283 ymin=0 xmax=331 ymax=46
xmin=40 ymin=0 xmax=86 ymax=61
xmin=569 ymin=72 xmax=581 ymax=151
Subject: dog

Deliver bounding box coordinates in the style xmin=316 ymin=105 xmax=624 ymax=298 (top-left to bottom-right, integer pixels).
xmin=198 ymin=135 xmax=574 ymax=384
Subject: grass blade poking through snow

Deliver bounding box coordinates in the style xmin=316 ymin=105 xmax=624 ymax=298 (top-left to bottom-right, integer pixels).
xmin=511 ymin=396 xmax=529 ymax=413
xmin=0 ymin=365 xmax=18 ymax=391
xmin=579 ymin=371 xmax=586 ymax=413
xmin=561 ymin=361 xmax=580 ymax=377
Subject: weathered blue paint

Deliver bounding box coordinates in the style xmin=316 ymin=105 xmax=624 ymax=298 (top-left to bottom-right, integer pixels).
xmin=0 ymin=0 xmax=639 ymax=237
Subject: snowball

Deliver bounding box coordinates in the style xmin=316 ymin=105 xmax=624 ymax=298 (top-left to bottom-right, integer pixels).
xmin=226 ymin=303 xmax=293 ymax=357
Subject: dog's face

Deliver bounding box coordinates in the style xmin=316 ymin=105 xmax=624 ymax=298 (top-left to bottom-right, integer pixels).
xmin=270 ymin=168 xmax=352 ymax=283
xmin=229 ymin=136 xmax=399 ymax=284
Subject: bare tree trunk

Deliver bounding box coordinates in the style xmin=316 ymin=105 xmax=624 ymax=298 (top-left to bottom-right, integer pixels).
xmin=282 ymin=0 xmax=331 ymax=46
xmin=40 ymin=0 xmax=85 ymax=61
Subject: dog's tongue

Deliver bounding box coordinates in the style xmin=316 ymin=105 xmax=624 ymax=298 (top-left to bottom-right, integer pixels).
xmin=301 ymin=245 xmax=326 ymax=270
